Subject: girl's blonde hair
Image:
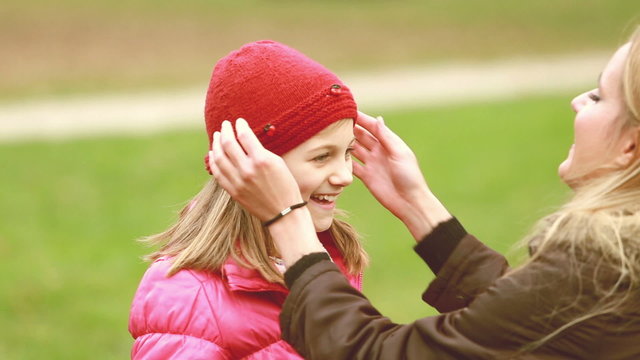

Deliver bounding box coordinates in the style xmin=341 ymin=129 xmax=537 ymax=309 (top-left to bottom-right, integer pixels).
xmin=142 ymin=178 xmax=368 ymax=284
xmin=518 ymin=27 xmax=640 ymax=352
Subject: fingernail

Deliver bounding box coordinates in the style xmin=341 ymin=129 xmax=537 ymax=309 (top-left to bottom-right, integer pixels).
xmin=376 ymin=116 xmax=385 ymax=124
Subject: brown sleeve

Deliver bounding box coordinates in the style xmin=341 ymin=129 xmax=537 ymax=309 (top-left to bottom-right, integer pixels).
xmin=413 ymin=218 xmax=511 ymax=312
xmin=280 ymin=251 xmax=581 ymax=359
xmin=421 ymin=234 xmax=511 ymax=312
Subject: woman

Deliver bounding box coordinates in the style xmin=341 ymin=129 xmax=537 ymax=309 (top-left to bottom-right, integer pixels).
xmin=209 ymin=29 xmax=640 ymax=359
xmin=128 ymin=40 xmax=367 ymax=359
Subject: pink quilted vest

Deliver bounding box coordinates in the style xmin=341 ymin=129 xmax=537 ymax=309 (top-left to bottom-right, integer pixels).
xmin=129 ymin=231 xmax=362 ymax=359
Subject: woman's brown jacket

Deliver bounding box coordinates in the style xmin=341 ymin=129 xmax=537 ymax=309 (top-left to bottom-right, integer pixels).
xmin=280 ymin=218 xmax=640 ymax=359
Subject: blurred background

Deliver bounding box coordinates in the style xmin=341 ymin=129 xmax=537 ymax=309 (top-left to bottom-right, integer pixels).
xmin=1 ymin=1 xmax=639 ymax=358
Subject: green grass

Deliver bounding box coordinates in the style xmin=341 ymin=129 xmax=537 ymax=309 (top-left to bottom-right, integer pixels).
xmin=2 ymin=0 xmax=639 ymax=100
xmin=0 ymin=94 xmax=573 ymax=358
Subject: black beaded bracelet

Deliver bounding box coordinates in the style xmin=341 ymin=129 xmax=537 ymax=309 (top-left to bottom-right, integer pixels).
xmin=262 ymin=201 xmax=308 ymax=227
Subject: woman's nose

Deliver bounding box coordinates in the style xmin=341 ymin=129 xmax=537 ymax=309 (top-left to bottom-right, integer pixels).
xmin=571 ymin=91 xmax=590 ymax=113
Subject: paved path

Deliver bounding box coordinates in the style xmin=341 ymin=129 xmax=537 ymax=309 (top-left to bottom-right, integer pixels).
xmin=0 ymin=52 xmax=609 ymax=143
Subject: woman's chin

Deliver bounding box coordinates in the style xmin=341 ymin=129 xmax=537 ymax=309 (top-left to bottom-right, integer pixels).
xmin=558 ymin=146 xmax=575 ymax=183
xmin=558 ymin=161 xmax=571 ymax=183
xmin=558 ymin=164 xmax=586 ymax=190
xmin=558 ymin=163 xmax=579 ymax=189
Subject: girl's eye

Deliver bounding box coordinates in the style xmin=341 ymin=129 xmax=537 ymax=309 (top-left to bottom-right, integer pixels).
xmin=588 ymin=92 xmax=601 ymax=102
xmin=345 ymin=147 xmax=354 ymax=159
xmin=313 ymin=153 xmax=330 ymax=162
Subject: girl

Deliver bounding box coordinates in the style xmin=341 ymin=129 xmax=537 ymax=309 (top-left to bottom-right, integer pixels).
xmin=210 ymin=29 xmax=640 ymax=359
xmin=128 ymin=40 xmax=367 ymax=359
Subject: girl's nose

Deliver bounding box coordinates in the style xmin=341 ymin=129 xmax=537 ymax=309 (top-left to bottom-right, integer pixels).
xmin=329 ymin=159 xmax=353 ymax=187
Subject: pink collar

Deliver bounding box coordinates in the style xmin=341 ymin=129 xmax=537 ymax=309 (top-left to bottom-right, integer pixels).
xmin=221 ymin=257 xmax=288 ymax=293
xmin=221 ymin=230 xmax=342 ymax=293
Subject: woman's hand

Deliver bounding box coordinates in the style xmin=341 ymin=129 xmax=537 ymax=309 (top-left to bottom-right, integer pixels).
xmin=208 ymin=118 xmax=324 ymax=266
xmin=209 ymin=118 xmax=303 ymax=221
xmin=353 ymin=112 xmax=451 ymax=240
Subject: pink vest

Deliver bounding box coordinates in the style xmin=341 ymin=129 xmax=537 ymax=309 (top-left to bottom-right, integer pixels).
xmin=129 ymin=231 xmax=361 ymax=359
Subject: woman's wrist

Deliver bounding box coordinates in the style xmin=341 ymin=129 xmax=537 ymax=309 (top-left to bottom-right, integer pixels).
xmin=267 ymin=207 xmax=325 ymax=268
xmin=262 ymin=201 xmax=309 ymax=227
xmin=401 ymin=191 xmax=452 ymax=242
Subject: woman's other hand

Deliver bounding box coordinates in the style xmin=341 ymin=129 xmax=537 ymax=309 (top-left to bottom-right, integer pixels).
xmin=209 ymin=118 xmax=303 ymax=222
xmin=353 ymin=112 xmax=451 ymax=240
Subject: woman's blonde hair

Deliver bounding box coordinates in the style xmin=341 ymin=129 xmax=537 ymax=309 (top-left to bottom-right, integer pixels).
xmin=518 ymin=27 xmax=640 ymax=352
xmin=142 ymin=178 xmax=368 ymax=284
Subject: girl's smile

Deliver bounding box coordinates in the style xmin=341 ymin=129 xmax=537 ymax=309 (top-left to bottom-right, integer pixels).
xmin=282 ymin=119 xmax=354 ymax=231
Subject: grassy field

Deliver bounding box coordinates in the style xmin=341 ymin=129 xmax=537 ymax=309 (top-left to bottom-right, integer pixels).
xmin=2 ymin=0 xmax=639 ymax=100
xmin=0 ymin=93 xmax=574 ymax=359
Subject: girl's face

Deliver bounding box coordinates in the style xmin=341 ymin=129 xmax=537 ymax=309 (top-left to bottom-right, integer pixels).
xmin=559 ymin=43 xmax=637 ymax=187
xmin=282 ymin=119 xmax=355 ymax=232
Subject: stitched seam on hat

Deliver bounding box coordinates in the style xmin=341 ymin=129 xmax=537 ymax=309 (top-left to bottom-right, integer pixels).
xmin=263 ymin=89 xmax=356 ymax=154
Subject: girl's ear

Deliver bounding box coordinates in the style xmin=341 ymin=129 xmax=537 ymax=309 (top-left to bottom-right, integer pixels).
xmin=614 ymin=126 xmax=640 ymax=168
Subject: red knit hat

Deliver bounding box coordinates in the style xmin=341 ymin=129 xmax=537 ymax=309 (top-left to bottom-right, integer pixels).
xmin=204 ymin=40 xmax=357 ymax=160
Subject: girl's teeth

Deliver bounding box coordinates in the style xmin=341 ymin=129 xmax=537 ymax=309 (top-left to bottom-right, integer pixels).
xmin=313 ymin=195 xmax=336 ymax=201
